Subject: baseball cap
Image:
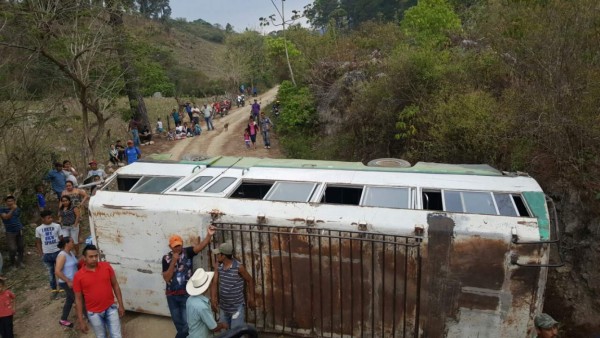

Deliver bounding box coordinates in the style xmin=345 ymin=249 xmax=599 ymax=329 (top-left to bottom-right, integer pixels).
xmin=89 ymin=160 xmax=97 ymax=165
xmin=534 ymin=313 xmax=558 ymax=329
xmin=213 ymin=242 xmax=233 ymax=255
xmin=169 ymin=234 xmax=183 ymax=248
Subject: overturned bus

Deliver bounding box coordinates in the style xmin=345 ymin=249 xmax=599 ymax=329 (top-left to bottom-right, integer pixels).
xmin=88 ymin=156 xmax=561 ymax=337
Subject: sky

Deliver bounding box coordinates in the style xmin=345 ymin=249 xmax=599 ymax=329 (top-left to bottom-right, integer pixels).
xmin=169 ymin=0 xmax=313 ymax=32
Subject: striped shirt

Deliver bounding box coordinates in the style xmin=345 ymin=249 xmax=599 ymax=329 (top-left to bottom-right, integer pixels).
xmin=218 ymin=259 xmax=245 ymax=313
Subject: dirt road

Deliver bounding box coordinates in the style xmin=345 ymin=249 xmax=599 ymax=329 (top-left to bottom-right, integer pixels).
xmin=13 ymin=87 xmax=283 ymax=337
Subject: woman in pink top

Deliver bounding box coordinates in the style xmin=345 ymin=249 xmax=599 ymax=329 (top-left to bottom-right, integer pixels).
xmin=246 ymin=117 xmax=257 ymax=149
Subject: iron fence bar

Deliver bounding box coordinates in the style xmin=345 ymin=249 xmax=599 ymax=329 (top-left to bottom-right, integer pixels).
xmin=267 ymin=229 xmax=275 ymax=332
xmin=339 ymin=234 xmax=343 ymax=337
xmin=238 ymin=224 xmax=249 ymax=324
xmin=288 ymin=232 xmax=295 ymax=334
xmin=329 ymin=230 xmax=334 ymax=337
xmin=414 ymin=246 xmax=422 ymax=338
xmin=382 ymin=237 xmax=386 ymax=338
xmin=360 ymin=239 xmax=364 ymax=338
xmin=277 ymin=231 xmax=286 ymax=333
xmin=371 ymin=239 xmax=375 ymax=338
xmin=319 ymin=235 xmax=324 ymax=337
xmin=350 ymin=236 xmax=354 ymax=337
xmin=308 ymin=232 xmax=315 ymax=336
xmin=392 ymin=237 xmax=398 ymax=338
xmin=403 ymin=237 xmax=409 ymax=337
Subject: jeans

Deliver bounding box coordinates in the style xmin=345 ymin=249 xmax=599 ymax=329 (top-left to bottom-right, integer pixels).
xmin=131 ymin=129 xmax=140 ymax=147
xmin=204 ymin=117 xmax=214 ymax=130
xmin=87 ymin=303 xmax=122 ymax=338
xmin=262 ymin=130 xmax=271 ymax=147
xmin=42 ymin=251 xmax=60 ymax=289
xmin=60 ymin=283 xmax=75 ymax=321
xmin=219 ymin=303 xmax=245 ymax=330
xmin=5 ymin=231 xmax=23 ymax=266
xmin=166 ymin=294 xmax=189 ymax=338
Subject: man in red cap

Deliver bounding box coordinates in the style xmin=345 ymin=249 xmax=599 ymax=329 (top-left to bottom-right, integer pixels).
xmin=162 ymin=226 xmax=216 ymax=338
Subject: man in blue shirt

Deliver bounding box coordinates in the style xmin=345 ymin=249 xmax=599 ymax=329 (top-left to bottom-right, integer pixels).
xmin=125 ymin=140 xmax=141 ymax=165
xmin=0 ymin=196 xmax=24 ymax=269
xmin=185 ymin=268 xmax=227 ymax=337
xmin=44 ymin=162 xmax=67 ymax=199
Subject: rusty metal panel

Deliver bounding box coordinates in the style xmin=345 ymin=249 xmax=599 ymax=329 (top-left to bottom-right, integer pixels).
xmin=211 ymin=223 xmax=423 ymax=338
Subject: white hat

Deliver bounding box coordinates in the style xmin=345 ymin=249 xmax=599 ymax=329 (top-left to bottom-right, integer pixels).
xmin=186 ymin=268 xmax=214 ymax=296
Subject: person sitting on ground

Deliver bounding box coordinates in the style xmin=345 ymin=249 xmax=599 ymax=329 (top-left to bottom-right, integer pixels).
xmin=167 ymin=129 xmax=175 ymax=141
xmin=175 ymin=125 xmax=184 ymax=135
xmin=184 ymin=122 xmax=194 ymax=137
xmin=140 ymin=126 xmax=152 ymax=143
xmin=194 ymin=124 xmax=202 ymax=136
xmin=58 ymin=195 xmax=81 ymax=253
xmin=115 ymin=140 xmax=125 ymax=162
xmin=108 ymin=145 xmax=119 ymax=166
xmin=55 ymin=236 xmax=78 ymax=328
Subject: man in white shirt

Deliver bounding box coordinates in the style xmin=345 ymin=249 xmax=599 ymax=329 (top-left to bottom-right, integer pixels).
xmin=35 ymin=209 xmax=63 ymax=300
xmin=202 ymin=104 xmax=214 ymax=130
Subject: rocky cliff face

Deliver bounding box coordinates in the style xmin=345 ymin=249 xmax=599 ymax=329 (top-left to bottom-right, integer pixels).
xmin=544 ymin=189 xmax=600 ymax=336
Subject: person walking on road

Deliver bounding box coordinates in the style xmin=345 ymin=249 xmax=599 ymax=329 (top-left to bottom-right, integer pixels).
xmin=259 ymin=112 xmax=273 ymax=149
xmin=55 ymin=237 xmax=78 ymax=328
xmin=162 ymin=227 xmax=216 ymax=338
xmin=74 ymin=244 xmax=125 ymax=338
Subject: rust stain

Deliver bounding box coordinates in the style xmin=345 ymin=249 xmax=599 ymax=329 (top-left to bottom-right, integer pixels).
xmin=101 ymin=204 xmax=145 ymax=210
xmin=286 ymin=218 xmax=306 ymax=223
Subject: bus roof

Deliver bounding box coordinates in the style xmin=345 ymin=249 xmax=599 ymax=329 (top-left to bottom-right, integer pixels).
xmin=177 ymin=156 xmax=504 ymax=176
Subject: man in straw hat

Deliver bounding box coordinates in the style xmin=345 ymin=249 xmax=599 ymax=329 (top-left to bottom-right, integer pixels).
xmin=162 ymin=227 xmax=215 ymax=338
xmin=185 ymin=268 xmax=228 ymax=337
xmin=211 ymin=242 xmax=255 ymax=331
xmin=534 ymin=313 xmax=559 ymax=338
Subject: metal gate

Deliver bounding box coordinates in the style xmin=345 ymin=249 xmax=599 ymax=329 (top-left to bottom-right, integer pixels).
xmin=210 ymin=223 xmax=422 ymax=338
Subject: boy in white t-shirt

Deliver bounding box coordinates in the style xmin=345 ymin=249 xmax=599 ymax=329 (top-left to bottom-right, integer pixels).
xmin=35 ymin=210 xmax=63 ymax=300
xmin=156 ymin=118 xmax=164 ymax=133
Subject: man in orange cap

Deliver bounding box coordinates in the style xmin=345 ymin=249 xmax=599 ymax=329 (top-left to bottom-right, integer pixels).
xmin=162 ymin=225 xmax=216 ymax=338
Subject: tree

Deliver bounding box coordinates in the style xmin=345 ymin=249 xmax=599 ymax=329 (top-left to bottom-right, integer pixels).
xmin=0 ymin=1 xmax=127 ymax=160
xmin=260 ymin=0 xmax=303 ymax=86
xmin=400 ymin=0 xmax=462 ymax=47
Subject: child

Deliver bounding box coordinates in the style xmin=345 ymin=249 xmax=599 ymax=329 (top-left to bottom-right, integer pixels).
xmin=167 ymin=129 xmax=175 ymax=141
xmin=35 ymin=185 xmax=46 ymax=211
xmin=108 ymin=144 xmax=119 ymax=165
xmin=194 ymin=123 xmax=202 ymax=136
xmin=244 ymin=129 xmax=251 ymax=149
xmin=0 ymin=278 xmax=15 ymax=338
xmin=156 ymin=118 xmax=164 ymax=133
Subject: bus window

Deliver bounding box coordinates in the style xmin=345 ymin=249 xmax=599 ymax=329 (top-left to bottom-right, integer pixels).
xmin=494 ymin=193 xmax=518 ymax=216
xmin=443 ymin=190 xmax=463 ymax=213
xmin=205 ymin=177 xmax=237 ymax=193
xmin=422 ymin=190 xmax=443 ymax=211
xmin=362 ymin=187 xmax=409 ymax=209
xmin=321 ymin=186 xmax=363 ymax=205
xmin=117 ymin=176 xmax=141 ymax=191
xmin=512 ymin=194 xmax=531 ymax=217
xmin=180 ymin=176 xmax=213 ymax=192
xmin=462 ymin=191 xmax=496 ymax=215
xmin=230 ymin=181 xmax=274 ymax=199
xmin=130 ymin=176 xmax=182 ymax=194
xmin=265 ymin=182 xmax=317 ymax=202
